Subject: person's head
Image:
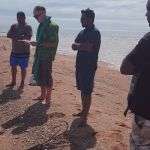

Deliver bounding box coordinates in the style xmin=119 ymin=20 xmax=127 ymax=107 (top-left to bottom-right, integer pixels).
xmin=80 ymin=8 xmax=95 ymax=28
xmin=33 ymin=6 xmax=46 ymax=23
xmin=17 ymin=11 xmax=26 ymax=25
xmin=146 ymin=0 xmax=150 ymax=26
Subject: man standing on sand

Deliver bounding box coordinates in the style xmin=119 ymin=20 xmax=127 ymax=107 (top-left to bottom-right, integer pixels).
xmin=29 ymin=6 xmax=59 ymax=106
xmin=72 ymin=8 xmax=101 ymax=125
xmin=7 ymin=11 xmax=32 ymax=90
xmin=120 ymin=0 xmax=150 ymax=149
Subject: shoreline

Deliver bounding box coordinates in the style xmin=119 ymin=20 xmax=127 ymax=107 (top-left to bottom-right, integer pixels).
xmin=0 ymin=35 xmax=120 ymax=71
xmin=57 ymin=51 xmax=120 ymax=70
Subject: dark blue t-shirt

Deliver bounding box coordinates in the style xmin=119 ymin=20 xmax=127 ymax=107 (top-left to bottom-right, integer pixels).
xmin=75 ymin=25 xmax=101 ymax=69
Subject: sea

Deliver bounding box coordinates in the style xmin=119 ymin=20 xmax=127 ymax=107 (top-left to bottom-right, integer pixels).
xmin=0 ymin=0 xmax=149 ymax=68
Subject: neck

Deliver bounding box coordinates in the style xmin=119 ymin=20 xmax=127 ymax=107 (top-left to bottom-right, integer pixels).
xmin=41 ymin=15 xmax=47 ymax=23
xmin=18 ymin=22 xmax=25 ymax=26
xmin=85 ymin=24 xmax=94 ymax=29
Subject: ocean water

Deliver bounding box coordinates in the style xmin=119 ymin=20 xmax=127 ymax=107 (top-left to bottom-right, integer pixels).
xmin=0 ymin=0 xmax=149 ymax=68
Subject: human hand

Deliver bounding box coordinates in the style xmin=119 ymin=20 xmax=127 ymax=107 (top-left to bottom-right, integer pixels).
xmin=17 ymin=39 xmax=31 ymax=45
xmin=72 ymin=43 xmax=80 ymax=50
xmin=29 ymin=41 xmax=37 ymax=46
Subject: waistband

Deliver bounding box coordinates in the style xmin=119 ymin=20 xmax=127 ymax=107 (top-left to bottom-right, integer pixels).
xmin=11 ymin=52 xmax=30 ymax=58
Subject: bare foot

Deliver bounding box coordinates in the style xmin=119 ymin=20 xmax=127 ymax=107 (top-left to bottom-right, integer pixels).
xmin=18 ymin=83 xmax=24 ymax=91
xmin=32 ymin=96 xmax=45 ymax=101
xmin=45 ymin=98 xmax=51 ymax=107
xmin=42 ymin=100 xmax=51 ymax=108
xmin=72 ymin=111 xmax=83 ymax=117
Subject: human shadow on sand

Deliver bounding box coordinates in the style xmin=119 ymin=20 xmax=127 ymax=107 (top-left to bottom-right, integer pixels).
xmin=0 ymin=87 xmax=21 ymax=105
xmin=27 ymin=120 xmax=69 ymax=150
xmin=69 ymin=118 xmax=97 ymax=150
xmin=28 ymin=118 xmax=97 ymax=150
xmin=1 ymin=102 xmax=49 ymax=135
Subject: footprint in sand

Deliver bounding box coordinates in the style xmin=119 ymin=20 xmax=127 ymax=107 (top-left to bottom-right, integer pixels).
xmin=95 ymin=110 xmax=102 ymax=114
xmin=48 ymin=112 xmax=65 ymax=119
xmin=74 ymin=104 xmax=81 ymax=111
xmin=115 ymin=122 xmax=131 ymax=129
xmin=101 ymin=130 xmax=123 ymax=143
xmin=111 ymin=143 xmax=127 ymax=150
xmin=110 ymin=132 xmax=123 ymax=142
xmin=69 ymin=93 xmax=74 ymax=96
xmin=0 ymin=71 xmax=8 ymax=74
xmin=115 ymin=102 xmax=121 ymax=105
xmin=94 ymin=93 xmax=105 ymax=97
xmin=55 ymin=81 xmax=62 ymax=84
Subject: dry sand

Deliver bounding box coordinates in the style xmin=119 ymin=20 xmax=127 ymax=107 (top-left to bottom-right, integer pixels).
xmin=0 ymin=37 xmax=132 ymax=150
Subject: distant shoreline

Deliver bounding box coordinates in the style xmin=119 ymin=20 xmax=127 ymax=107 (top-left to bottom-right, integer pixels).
xmin=0 ymin=35 xmax=120 ymax=71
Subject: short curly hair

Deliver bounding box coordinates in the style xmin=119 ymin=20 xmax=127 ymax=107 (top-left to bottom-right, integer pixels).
xmin=17 ymin=11 xmax=25 ymax=18
xmin=81 ymin=8 xmax=95 ymax=20
xmin=147 ymin=0 xmax=150 ymax=11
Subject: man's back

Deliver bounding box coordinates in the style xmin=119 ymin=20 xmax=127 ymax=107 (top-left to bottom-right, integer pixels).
xmin=124 ymin=32 xmax=150 ymax=119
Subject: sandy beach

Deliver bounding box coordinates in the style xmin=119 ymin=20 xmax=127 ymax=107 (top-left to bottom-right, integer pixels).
xmin=0 ymin=37 xmax=131 ymax=150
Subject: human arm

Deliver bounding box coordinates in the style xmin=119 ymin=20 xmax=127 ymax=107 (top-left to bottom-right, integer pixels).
xmin=72 ymin=30 xmax=101 ymax=52
xmin=120 ymin=57 xmax=137 ymax=75
xmin=120 ymin=35 xmax=150 ymax=75
xmin=72 ymin=42 xmax=93 ymax=51
xmin=7 ymin=24 xmax=32 ymax=42
xmin=7 ymin=25 xmax=19 ymax=40
xmin=29 ymin=41 xmax=58 ymax=47
xmin=23 ymin=25 xmax=33 ymax=40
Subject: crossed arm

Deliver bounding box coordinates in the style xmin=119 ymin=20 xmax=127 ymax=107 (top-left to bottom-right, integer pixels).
xmin=120 ymin=57 xmax=137 ymax=75
xmin=72 ymin=42 xmax=94 ymax=52
xmin=7 ymin=25 xmax=32 ymax=41
xmin=29 ymin=41 xmax=58 ymax=48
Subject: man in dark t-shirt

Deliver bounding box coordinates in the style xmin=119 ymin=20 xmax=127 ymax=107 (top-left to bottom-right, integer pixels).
xmin=7 ymin=11 xmax=32 ymax=90
xmin=120 ymin=0 xmax=150 ymax=148
xmin=72 ymin=8 xmax=101 ymax=125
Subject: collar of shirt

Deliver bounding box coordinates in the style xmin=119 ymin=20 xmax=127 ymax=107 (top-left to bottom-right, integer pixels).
xmin=85 ymin=24 xmax=95 ymax=31
xmin=40 ymin=16 xmax=51 ymax=25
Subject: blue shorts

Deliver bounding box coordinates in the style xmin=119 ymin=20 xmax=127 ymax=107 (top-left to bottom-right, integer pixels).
xmin=10 ymin=53 xmax=29 ymax=70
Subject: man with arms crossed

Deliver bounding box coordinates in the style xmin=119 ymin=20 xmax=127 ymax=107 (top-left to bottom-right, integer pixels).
xmin=72 ymin=8 xmax=101 ymax=125
xmin=7 ymin=11 xmax=32 ymax=90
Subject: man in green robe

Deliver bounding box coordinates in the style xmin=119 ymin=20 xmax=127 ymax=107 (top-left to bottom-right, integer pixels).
xmin=30 ymin=6 xmax=59 ymax=106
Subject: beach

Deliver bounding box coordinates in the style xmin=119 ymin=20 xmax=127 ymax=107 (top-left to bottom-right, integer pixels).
xmin=0 ymin=37 xmax=131 ymax=150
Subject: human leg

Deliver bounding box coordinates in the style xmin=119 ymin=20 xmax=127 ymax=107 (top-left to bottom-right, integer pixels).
xmin=45 ymin=62 xmax=53 ymax=106
xmin=34 ymin=60 xmax=53 ymax=105
xmin=18 ymin=68 xmax=26 ymax=90
xmin=6 ymin=55 xmax=18 ymax=87
xmin=18 ymin=57 xmax=29 ymax=90
xmin=72 ymin=92 xmax=91 ymax=117
xmin=33 ymin=86 xmax=46 ymax=100
xmin=81 ymin=92 xmax=92 ymax=119
xmin=6 ymin=66 xmax=17 ymax=87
